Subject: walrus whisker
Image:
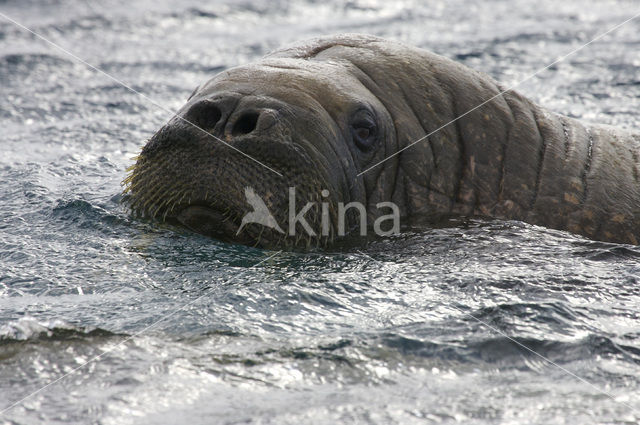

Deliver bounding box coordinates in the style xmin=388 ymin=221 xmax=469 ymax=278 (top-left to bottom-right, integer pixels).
xmin=166 ymin=189 xmax=187 ymax=213
xmin=164 ymin=185 xmax=187 ymax=210
xmin=150 ymin=188 xmax=175 ymax=220
xmin=176 ymin=190 xmax=188 ymax=208
xmin=139 ymin=181 xmax=167 ymax=212
xmin=125 ymin=164 xmax=159 ymax=196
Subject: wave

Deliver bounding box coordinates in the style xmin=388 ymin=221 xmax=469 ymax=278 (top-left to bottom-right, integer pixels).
xmin=0 ymin=317 xmax=117 ymax=344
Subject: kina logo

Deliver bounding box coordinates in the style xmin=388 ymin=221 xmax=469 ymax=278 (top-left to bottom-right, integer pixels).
xmin=236 ymin=187 xmax=285 ymax=235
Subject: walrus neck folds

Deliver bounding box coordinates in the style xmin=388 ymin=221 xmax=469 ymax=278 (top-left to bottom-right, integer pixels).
xmin=402 ymin=68 xmax=640 ymax=244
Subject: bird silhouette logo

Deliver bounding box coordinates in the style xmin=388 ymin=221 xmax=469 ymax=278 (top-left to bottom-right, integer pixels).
xmin=237 ymin=186 xmax=285 ymax=235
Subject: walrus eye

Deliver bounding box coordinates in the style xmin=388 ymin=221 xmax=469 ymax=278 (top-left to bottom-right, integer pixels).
xmin=356 ymin=127 xmax=370 ymax=140
xmin=351 ymin=111 xmax=378 ymax=151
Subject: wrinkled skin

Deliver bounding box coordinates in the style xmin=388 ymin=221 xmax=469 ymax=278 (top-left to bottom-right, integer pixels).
xmin=124 ymin=34 xmax=640 ymax=248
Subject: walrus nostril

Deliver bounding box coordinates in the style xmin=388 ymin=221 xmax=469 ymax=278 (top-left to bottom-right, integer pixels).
xmin=232 ymin=111 xmax=259 ymax=136
xmin=186 ymin=101 xmax=222 ymax=129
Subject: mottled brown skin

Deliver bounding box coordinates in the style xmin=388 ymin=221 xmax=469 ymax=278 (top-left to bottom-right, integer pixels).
xmin=124 ymin=34 xmax=640 ymax=247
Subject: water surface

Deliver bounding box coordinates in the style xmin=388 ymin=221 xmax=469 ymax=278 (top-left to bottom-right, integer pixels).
xmin=2 ymin=1 xmax=640 ymax=423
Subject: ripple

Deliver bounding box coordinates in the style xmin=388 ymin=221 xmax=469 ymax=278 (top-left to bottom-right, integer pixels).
xmin=0 ymin=317 xmax=117 ymax=344
xmin=0 ymin=53 xmax=72 ymax=71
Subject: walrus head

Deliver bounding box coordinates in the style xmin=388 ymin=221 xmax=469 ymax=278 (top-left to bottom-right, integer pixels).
xmin=125 ymin=34 xmax=640 ymax=247
xmin=124 ymin=35 xmax=412 ymax=249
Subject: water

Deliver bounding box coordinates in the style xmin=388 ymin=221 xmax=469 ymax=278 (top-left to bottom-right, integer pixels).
xmin=2 ymin=0 xmax=640 ymax=423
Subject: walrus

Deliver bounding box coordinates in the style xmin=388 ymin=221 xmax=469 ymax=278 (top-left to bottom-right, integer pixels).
xmin=124 ymin=34 xmax=640 ymax=248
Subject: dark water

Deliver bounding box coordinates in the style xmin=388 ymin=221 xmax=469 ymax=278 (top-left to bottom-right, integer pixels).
xmin=2 ymin=1 xmax=640 ymax=423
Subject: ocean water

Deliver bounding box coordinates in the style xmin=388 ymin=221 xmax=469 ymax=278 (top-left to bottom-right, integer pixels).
xmin=2 ymin=1 xmax=640 ymax=424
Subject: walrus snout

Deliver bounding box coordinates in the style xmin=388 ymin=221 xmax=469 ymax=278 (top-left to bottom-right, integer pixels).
xmin=124 ymin=87 xmax=339 ymax=248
